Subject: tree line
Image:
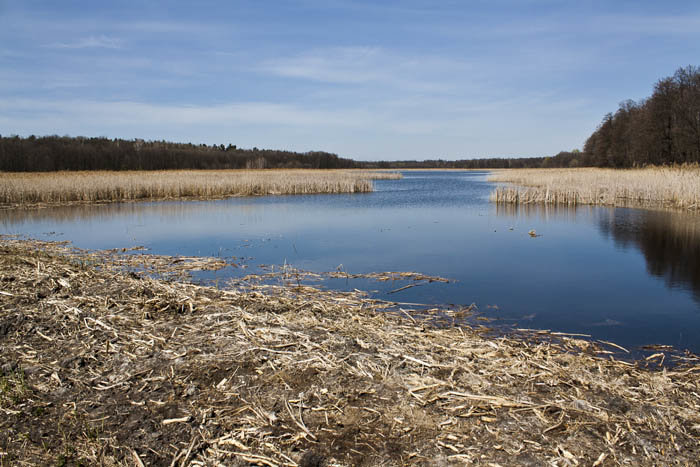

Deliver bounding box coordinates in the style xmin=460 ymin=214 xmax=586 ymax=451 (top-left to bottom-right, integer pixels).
xmin=583 ymin=65 xmax=700 ymax=167
xmin=0 ymin=133 xmax=585 ymax=171
xmin=0 ymin=135 xmax=358 ymax=171
xmin=361 ymin=151 xmax=584 ymax=170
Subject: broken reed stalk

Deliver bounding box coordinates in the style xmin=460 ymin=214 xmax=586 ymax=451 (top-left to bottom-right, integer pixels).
xmin=0 ymin=169 xmax=402 ymax=207
xmin=1 ymin=237 xmax=699 ymax=466
xmin=489 ymin=165 xmax=700 ymax=211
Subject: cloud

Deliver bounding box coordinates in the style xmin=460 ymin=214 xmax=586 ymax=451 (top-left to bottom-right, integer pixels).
xmin=260 ymin=47 xmax=387 ymax=84
xmin=0 ymin=98 xmax=373 ymax=131
xmin=593 ymin=14 xmax=700 ymax=36
xmin=258 ymin=46 xmax=476 ymax=96
xmin=46 ymin=35 xmax=123 ymax=50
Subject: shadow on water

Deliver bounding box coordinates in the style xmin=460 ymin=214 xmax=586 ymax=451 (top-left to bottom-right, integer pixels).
xmin=494 ymin=203 xmax=700 ymax=305
xmin=597 ymin=208 xmax=700 ymax=305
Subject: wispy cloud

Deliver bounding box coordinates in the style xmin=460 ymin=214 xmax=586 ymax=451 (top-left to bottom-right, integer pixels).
xmin=259 ymin=46 xmax=474 ymax=94
xmin=593 ymin=14 xmax=700 ymax=36
xmin=47 ymin=35 xmax=124 ymax=49
xmin=0 ymin=98 xmax=371 ymax=129
xmin=260 ymin=47 xmax=386 ymax=84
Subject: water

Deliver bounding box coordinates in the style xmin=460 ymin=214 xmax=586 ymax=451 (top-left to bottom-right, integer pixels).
xmin=2 ymin=171 xmax=699 ymax=355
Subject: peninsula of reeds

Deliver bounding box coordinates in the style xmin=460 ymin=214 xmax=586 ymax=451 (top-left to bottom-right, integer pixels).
xmin=489 ymin=165 xmax=700 ymax=211
xmin=0 ymin=169 xmax=401 ymax=207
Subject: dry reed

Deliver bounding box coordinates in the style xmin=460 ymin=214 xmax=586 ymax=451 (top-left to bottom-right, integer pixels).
xmin=1 ymin=236 xmax=699 ymax=466
xmin=0 ymin=169 xmax=401 ymax=207
xmin=489 ymin=166 xmax=700 ymax=211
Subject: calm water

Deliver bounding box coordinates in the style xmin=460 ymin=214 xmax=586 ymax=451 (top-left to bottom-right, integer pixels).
xmin=2 ymin=171 xmax=699 ymax=355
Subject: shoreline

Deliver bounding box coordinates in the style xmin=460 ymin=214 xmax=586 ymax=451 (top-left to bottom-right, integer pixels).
xmin=1 ymin=237 xmax=699 ymax=465
xmin=489 ymin=166 xmax=700 ymax=212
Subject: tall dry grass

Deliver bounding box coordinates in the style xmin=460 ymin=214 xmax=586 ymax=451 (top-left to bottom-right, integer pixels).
xmin=489 ymin=166 xmax=700 ymax=211
xmin=0 ymin=169 xmax=401 ymax=206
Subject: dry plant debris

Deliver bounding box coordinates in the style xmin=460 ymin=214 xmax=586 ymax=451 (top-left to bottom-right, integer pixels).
xmin=1 ymin=237 xmax=699 ymax=466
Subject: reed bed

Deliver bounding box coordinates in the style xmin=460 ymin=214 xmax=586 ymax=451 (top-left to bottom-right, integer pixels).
xmin=489 ymin=166 xmax=700 ymax=211
xmin=1 ymin=237 xmax=699 ymax=466
xmin=0 ymin=169 xmax=402 ymax=207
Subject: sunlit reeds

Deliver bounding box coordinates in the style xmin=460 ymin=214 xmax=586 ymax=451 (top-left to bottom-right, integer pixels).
xmin=0 ymin=169 xmax=401 ymax=206
xmin=489 ymin=165 xmax=700 ymax=211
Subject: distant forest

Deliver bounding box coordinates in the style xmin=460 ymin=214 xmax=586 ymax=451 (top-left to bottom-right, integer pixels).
xmin=1 ymin=66 xmax=697 ymax=172
xmin=360 ymin=151 xmax=583 ymax=169
xmin=0 ymin=136 xmax=358 ymax=171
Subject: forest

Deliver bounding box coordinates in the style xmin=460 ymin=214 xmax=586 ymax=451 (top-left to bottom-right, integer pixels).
xmin=362 ymin=151 xmax=583 ymax=169
xmin=583 ymin=65 xmax=700 ymax=167
xmin=0 ymin=135 xmax=583 ymax=172
xmin=1 ymin=66 xmax=697 ymax=171
xmin=0 ymin=136 xmax=358 ymax=171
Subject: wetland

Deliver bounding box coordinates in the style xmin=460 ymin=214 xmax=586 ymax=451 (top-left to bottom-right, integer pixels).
xmin=2 ymin=170 xmax=700 ymax=465
xmin=2 ymin=170 xmax=699 ymax=356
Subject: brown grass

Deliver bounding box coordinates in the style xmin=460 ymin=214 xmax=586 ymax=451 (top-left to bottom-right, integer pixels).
xmin=0 ymin=169 xmax=402 ymax=207
xmin=1 ymin=237 xmax=699 ymax=466
xmin=489 ymin=166 xmax=700 ymax=211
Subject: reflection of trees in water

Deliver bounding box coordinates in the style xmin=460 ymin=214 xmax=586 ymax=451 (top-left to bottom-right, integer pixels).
xmin=597 ymin=209 xmax=700 ymax=303
xmin=495 ymin=203 xmax=700 ymax=303
xmin=0 ymin=200 xmax=279 ymax=228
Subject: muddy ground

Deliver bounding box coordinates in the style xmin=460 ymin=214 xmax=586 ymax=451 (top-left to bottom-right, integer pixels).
xmin=1 ymin=237 xmax=699 ymax=466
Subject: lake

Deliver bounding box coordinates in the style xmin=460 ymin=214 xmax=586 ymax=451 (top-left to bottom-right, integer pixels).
xmin=2 ymin=171 xmax=699 ymax=356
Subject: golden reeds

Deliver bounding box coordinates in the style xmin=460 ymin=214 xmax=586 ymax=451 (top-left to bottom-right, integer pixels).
xmin=489 ymin=165 xmax=700 ymax=211
xmin=1 ymin=236 xmax=699 ymax=466
xmin=0 ymin=169 xmax=402 ymax=207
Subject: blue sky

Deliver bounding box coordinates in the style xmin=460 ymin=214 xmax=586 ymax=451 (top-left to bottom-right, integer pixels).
xmin=1 ymin=1 xmax=700 ymax=160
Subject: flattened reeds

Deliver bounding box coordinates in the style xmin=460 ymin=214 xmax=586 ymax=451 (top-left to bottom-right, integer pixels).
xmin=0 ymin=169 xmax=402 ymax=207
xmin=1 ymin=237 xmax=699 ymax=466
xmin=489 ymin=165 xmax=700 ymax=211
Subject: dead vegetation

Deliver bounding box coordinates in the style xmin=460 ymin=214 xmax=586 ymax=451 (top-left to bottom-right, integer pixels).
xmin=0 ymin=169 xmax=402 ymax=208
xmin=489 ymin=166 xmax=700 ymax=212
xmin=1 ymin=237 xmax=699 ymax=466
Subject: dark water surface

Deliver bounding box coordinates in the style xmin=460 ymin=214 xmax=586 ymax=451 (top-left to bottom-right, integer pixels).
xmin=3 ymin=171 xmax=699 ymax=355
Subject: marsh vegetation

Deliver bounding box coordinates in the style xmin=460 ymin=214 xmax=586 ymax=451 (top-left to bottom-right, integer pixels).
xmin=489 ymin=165 xmax=700 ymax=211
xmin=0 ymin=169 xmax=401 ymax=207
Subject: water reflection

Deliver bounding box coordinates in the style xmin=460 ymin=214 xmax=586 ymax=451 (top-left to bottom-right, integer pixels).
xmin=494 ymin=202 xmax=594 ymax=222
xmin=0 ymin=199 xmax=269 ymax=225
xmin=597 ymin=209 xmax=700 ymax=304
xmin=495 ymin=203 xmax=700 ymax=304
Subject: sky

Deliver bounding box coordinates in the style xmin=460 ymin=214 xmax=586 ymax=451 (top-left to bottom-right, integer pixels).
xmin=1 ymin=1 xmax=700 ymax=161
